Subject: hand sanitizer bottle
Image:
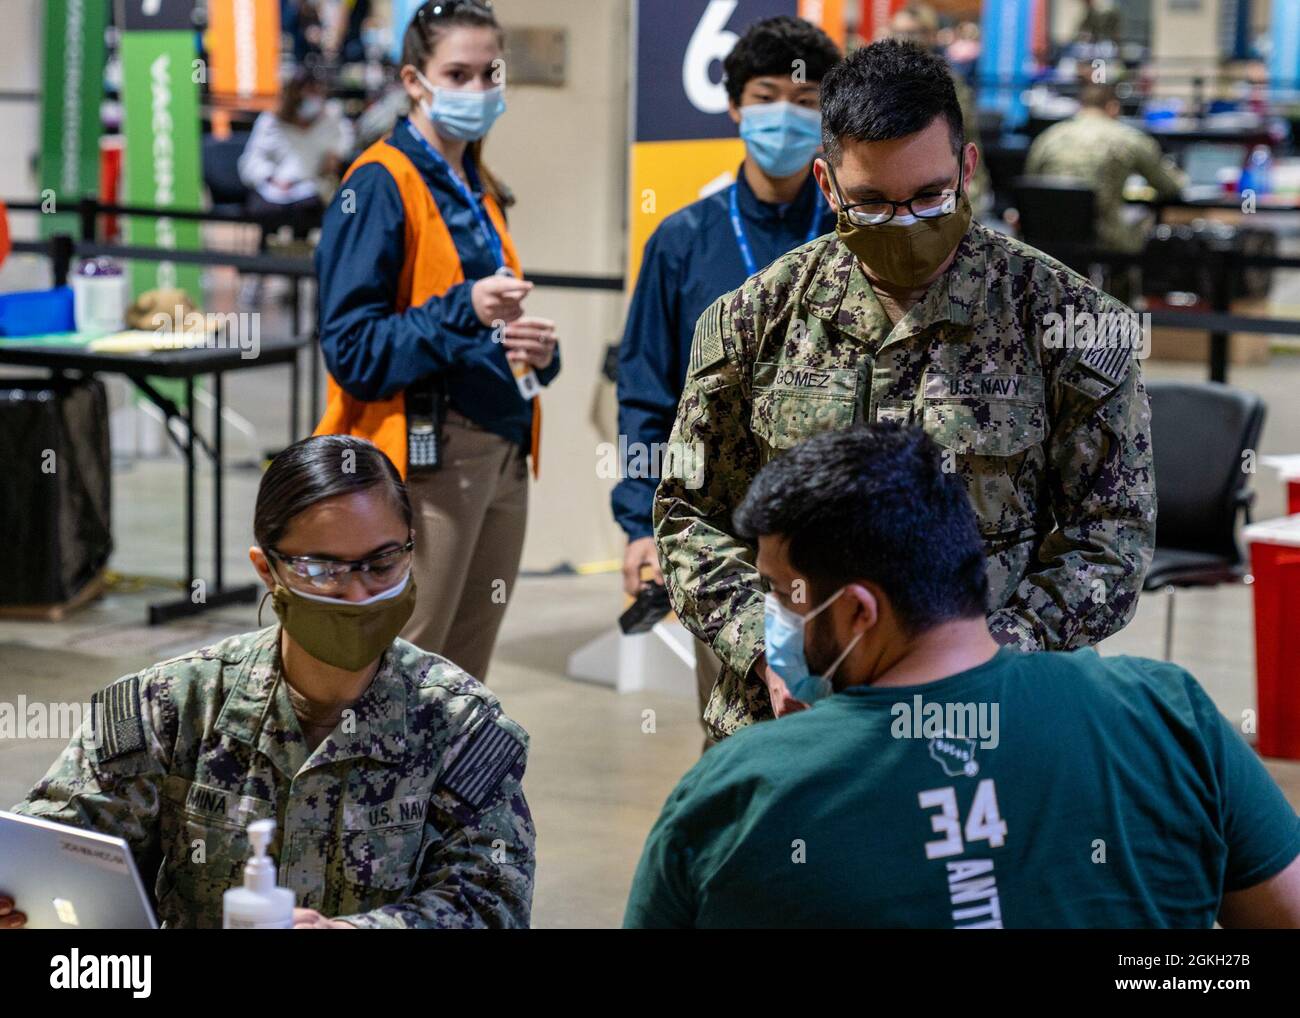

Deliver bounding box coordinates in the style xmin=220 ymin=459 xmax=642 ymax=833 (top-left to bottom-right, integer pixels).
xmin=222 ymin=818 xmax=295 ymax=928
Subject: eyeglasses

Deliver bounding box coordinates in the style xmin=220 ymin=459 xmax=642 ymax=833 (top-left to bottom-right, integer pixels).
xmin=419 ymin=0 xmax=494 ymax=20
xmin=268 ymin=540 xmax=415 ymax=595
xmin=824 ymin=155 xmax=965 ymax=226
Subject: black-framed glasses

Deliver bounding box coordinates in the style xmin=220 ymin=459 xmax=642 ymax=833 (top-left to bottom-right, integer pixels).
xmin=824 ymin=153 xmax=965 ymax=226
xmin=419 ymin=0 xmax=493 ymax=20
xmin=269 ymin=540 xmax=415 ymax=595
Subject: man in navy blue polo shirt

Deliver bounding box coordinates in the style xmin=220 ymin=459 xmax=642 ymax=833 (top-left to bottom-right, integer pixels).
xmin=613 ymin=16 xmax=841 ymax=748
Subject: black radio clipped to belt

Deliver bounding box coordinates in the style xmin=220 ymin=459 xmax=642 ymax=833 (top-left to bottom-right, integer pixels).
xmin=406 ymin=378 xmax=447 ymax=474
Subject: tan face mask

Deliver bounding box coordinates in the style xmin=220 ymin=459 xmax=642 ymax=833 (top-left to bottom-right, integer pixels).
xmin=263 ymin=573 xmax=417 ymax=672
xmin=835 ymin=191 xmax=972 ymax=290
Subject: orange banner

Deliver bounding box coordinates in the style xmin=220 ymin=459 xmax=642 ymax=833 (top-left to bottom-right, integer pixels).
xmin=799 ymin=0 xmax=848 ymax=46
xmin=1032 ymin=0 xmax=1049 ymax=63
xmin=208 ymin=0 xmax=280 ymax=100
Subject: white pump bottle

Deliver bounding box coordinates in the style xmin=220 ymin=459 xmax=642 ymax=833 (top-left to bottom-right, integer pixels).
xmin=222 ymin=817 xmax=295 ymax=929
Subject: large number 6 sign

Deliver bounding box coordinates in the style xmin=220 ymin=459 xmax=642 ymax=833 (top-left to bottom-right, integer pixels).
xmin=682 ymin=0 xmax=739 ymax=114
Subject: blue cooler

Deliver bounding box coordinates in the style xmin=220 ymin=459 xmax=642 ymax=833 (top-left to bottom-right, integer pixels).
xmin=0 ymin=286 xmax=77 ymax=337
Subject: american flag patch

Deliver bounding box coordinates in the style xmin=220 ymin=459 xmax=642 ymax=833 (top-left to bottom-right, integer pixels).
xmin=91 ymin=675 xmax=145 ymax=762
xmin=438 ymin=715 xmax=524 ymax=811
xmin=689 ymin=307 xmax=727 ymax=377
xmin=1079 ymin=340 xmax=1131 ymax=386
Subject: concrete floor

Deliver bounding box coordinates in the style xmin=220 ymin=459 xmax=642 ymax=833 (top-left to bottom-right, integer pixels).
xmin=4 ymin=270 xmax=1300 ymax=927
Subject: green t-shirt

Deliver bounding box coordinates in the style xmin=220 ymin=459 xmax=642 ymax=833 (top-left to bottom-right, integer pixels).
xmin=624 ymin=648 xmax=1300 ymax=928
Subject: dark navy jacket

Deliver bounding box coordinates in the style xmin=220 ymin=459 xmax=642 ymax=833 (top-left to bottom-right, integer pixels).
xmin=316 ymin=118 xmax=559 ymax=450
xmin=611 ymin=167 xmax=833 ymax=539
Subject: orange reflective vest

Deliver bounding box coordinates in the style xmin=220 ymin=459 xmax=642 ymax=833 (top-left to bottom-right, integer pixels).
xmin=313 ymin=138 xmax=539 ymax=479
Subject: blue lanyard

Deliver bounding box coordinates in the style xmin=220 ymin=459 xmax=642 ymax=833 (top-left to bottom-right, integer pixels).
xmin=728 ymin=183 xmax=823 ymax=277
xmin=405 ymin=121 xmax=504 ymax=270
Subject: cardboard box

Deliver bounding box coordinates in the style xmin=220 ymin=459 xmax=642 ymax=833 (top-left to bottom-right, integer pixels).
xmin=1148 ymin=296 xmax=1273 ymax=365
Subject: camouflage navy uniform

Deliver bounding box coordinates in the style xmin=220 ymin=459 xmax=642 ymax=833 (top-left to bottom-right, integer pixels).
xmin=13 ymin=626 xmax=535 ymax=928
xmin=655 ymin=222 xmax=1156 ymax=738
xmin=1025 ymin=113 xmax=1182 ymax=253
xmin=1075 ymin=7 xmax=1121 ymax=44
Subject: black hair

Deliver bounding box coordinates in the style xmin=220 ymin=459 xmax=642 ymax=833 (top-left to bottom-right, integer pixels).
xmin=820 ymin=38 xmax=963 ymax=162
xmin=254 ymin=435 xmax=412 ymax=549
xmin=278 ymin=66 xmax=326 ymax=123
xmin=733 ymin=425 xmax=988 ymax=635
xmin=723 ymin=15 xmax=842 ymax=106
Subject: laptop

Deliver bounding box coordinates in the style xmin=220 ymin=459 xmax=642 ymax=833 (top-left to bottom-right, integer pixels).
xmin=1181 ymin=142 xmax=1248 ymax=197
xmin=0 ymin=810 xmax=158 ymax=929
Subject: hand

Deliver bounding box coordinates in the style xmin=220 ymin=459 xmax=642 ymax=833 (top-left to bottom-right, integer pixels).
xmin=472 ymin=275 xmax=533 ymax=326
xmin=501 ymin=316 xmax=558 ymax=373
xmin=292 ymin=907 xmax=355 ymax=929
xmin=0 ymin=895 xmax=27 ymax=929
xmin=622 ymin=536 xmax=664 ymax=598
xmin=753 ymin=654 xmax=809 ymax=718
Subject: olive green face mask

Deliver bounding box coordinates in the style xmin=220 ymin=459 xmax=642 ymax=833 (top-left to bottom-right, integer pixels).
xmin=835 ymin=191 xmax=972 ymax=290
xmin=263 ymin=573 xmax=417 ymax=672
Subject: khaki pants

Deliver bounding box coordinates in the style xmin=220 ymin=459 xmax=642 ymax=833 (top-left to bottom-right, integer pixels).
xmin=694 ymin=637 xmax=722 ymax=753
xmin=401 ymin=409 xmax=528 ymax=682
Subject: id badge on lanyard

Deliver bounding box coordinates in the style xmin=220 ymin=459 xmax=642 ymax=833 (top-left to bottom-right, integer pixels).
xmin=728 ymin=183 xmax=824 ymax=277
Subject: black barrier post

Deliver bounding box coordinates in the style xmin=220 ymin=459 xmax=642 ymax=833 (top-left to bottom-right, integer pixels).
xmin=1209 ymin=249 xmax=1233 ymax=383
xmin=310 ymin=335 xmax=320 ymax=427
xmin=76 ymin=197 xmax=97 ymax=243
xmin=184 ymin=375 xmax=196 ymax=586
xmin=290 ymin=349 xmax=301 ymax=444
xmin=214 ymin=370 xmax=224 ymax=591
xmin=49 ymin=233 xmax=74 ymax=287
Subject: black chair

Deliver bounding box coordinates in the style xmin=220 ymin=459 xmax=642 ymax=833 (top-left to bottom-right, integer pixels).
xmin=1144 ymin=380 xmax=1266 ymax=659
xmin=1011 ymin=175 xmax=1097 ymax=277
xmin=202 ymin=132 xmax=253 ymax=218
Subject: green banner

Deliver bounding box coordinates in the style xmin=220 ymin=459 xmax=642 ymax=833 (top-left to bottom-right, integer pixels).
xmin=39 ymin=0 xmax=109 ymax=237
xmin=119 ymin=30 xmax=203 ymax=302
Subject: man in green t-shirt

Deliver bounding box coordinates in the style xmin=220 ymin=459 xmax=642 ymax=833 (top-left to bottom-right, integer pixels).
xmin=625 ymin=426 xmax=1300 ymax=928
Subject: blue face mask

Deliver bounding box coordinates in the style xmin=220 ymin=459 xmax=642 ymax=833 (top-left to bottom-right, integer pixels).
xmin=763 ymin=588 xmax=864 ymax=704
xmin=738 ymin=101 xmax=823 ymax=178
xmin=415 ymin=70 xmax=506 ymax=142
